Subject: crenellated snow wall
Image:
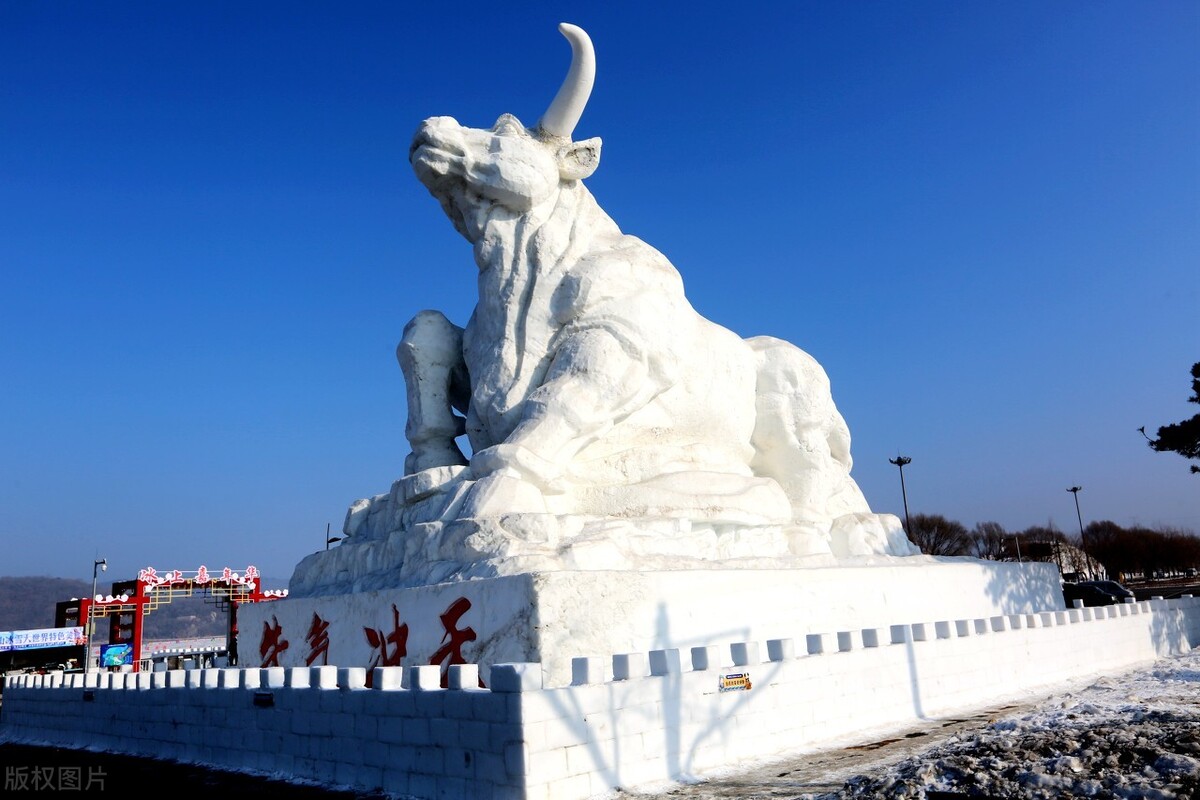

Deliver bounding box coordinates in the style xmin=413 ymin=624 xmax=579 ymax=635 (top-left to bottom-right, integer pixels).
xmin=3 ymin=597 xmax=1198 ymax=799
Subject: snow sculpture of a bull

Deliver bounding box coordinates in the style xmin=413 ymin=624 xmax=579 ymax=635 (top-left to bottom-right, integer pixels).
xmin=397 ymin=24 xmax=915 ymax=558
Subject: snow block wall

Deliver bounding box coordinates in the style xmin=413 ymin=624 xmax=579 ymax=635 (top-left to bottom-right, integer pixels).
xmin=3 ymin=597 xmax=1198 ymax=800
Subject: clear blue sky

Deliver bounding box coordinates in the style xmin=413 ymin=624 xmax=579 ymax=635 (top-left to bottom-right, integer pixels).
xmin=2 ymin=1 xmax=1196 ymax=582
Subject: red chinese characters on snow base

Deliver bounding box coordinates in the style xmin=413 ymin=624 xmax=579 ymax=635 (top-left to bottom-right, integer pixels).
xmin=304 ymin=613 xmax=331 ymax=667
xmin=260 ymin=615 xmax=289 ymax=667
xmin=259 ymin=597 xmax=485 ymax=688
xmin=429 ymin=597 xmax=481 ymax=687
xmin=363 ymin=605 xmax=408 ymax=685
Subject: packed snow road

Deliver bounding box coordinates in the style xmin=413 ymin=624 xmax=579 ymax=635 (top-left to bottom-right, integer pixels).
xmin=625 ymin=647 xmax=1200 ymax=799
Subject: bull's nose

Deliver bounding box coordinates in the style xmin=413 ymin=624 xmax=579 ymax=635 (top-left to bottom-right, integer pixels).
xmin=415 ymin=116 xmax=461 ymax=138
xmin=410 ymin=116 xmax=462 ymax=159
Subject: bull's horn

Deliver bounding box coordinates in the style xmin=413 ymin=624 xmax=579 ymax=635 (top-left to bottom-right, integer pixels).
xmin=538 ymin=23 xmax=595 ymax=139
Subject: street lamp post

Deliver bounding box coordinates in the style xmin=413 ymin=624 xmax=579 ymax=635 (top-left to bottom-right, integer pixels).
xmin=325 ymin=522 xmax=342 ymax=550
xmin=889 ymin=456 xmax=913 ymax=536
xmin=1068 ymin=486 xmax=1087 ymax=577
xmin=84 ymin=558 xmax=107 ymax=675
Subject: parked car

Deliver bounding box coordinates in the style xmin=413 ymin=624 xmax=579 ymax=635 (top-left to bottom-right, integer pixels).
xmin=1062 ymin=582 xmax=1119 ymax=607
xmin=1081 ymin=580 xmax=1134 ymax=602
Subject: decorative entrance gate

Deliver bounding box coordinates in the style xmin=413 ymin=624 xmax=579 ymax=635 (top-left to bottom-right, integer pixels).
xmin=62 ymin=566 xmax=287 ymax=672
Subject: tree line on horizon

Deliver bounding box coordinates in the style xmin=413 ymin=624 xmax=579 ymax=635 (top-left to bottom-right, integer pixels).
xmin=904 ymin=513 xmax=1200 ymax=582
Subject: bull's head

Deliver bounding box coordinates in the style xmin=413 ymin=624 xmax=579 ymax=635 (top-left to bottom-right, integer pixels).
xmin=410 ymin=24 xmax=602 ymax=241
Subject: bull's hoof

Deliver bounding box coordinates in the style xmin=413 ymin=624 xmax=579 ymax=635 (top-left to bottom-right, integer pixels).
xmin=399 ymin=464 xmax=469 ymax=504
xmin=404 ymin=443 xmax=469 ymax=475
xmin=470 ymin=443 xmax=561 ymax=486
xmin=459 ymin=472 xmax=550 ymax=518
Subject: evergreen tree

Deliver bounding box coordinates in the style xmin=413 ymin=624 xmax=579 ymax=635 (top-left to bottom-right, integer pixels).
xmin=1142 ymin=361 xmax=1200 ymax=475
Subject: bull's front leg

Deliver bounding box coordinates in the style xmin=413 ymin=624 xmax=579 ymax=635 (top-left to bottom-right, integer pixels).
xmin=397 ymin=310 xmax=470 ymax=475
xmin=464 ymin=325 xmax=665 ymax=512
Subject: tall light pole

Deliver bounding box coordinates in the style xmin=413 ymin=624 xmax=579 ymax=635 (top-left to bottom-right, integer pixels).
xmin=84 ymin=558 xmax=106 ymax=675
xmin=1067 ymin=486 xmax=1087 ymax=578
xmin=325 ymin=522 xmax=342 ymax=550
xmin=889 ymin=456 xmax=913 ymax=536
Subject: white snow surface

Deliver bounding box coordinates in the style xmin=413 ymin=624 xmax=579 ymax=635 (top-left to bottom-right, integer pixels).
xmin=625 ymin=647 xmax=1200 ymax=799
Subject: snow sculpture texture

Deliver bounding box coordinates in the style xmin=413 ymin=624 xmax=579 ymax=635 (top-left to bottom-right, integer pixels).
xmin=297 ymin=24 xmax=916 ymax=593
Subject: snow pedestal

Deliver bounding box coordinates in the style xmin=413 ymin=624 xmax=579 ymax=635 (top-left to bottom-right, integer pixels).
xmin=238 ymin=558 xmax=1062 ymax=687
xmin=9 ymin=597 xmax=1199 ymax=800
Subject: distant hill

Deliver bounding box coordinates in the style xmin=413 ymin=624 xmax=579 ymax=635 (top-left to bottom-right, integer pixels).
xmin=0 ymin=575 xmax=231 ymax=640
xmin=0 ymin=577 xmax=90 ymax=630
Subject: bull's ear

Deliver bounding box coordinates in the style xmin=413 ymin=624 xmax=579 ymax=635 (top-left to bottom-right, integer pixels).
xmin=557 ymin=137 xmax=602 ymax=181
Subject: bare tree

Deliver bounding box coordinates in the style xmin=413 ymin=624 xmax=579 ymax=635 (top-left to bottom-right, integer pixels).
xmin=907 ymin=514 xmax=973 ymax=556
xmin=970 ymin=521 xmax=1008 ymax=560
xmin=1018 ymin=524 xmax=1071 ymax=569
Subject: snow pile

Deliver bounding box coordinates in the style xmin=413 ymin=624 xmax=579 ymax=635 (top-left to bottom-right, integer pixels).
xmin=829 ymin=650 xmax=1200 ymax=799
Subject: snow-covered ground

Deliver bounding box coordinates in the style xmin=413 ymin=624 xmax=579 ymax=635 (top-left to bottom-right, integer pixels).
xmin=628 ymin=647 xmax=1200 ymax=799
